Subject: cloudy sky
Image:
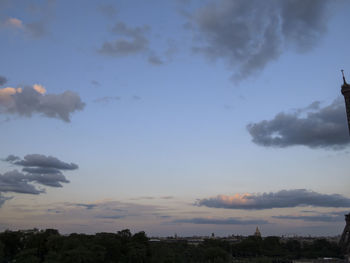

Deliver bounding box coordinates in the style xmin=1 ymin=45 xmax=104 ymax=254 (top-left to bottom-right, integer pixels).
xmin=1 ymin=0 xmax=350 ymax=237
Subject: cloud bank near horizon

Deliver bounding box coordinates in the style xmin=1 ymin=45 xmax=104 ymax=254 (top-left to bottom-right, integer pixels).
xmin=173 ymin=217 xmax=269 ymax=225
xmin=196 ymin=189 xmax=350 ymax=210
xmin=272 ymin=210 xmax=347 ymax=223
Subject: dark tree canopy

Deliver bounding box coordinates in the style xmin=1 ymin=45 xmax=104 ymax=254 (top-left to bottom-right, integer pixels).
xmin=0 ymin=229 xmax=344 ymax=263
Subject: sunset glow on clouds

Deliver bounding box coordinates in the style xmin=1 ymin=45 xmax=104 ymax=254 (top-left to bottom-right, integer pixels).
xmin=5 ymin=17 xmax=23 ymax=28
xmin=196 ymin=190 xmax=350 ymax=210
xmin=33 ymin=84 xmax=46 ymax=94
xmin=0 ymin=84 xmax=84 ymax=122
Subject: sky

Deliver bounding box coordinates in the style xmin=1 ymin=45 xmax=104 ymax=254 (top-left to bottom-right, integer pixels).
xmin=0 ymin=0 xmax=350 ymax=237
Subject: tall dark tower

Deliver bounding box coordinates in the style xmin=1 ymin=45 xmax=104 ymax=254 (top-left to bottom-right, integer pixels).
xmin=339 ymin=213 xmax=350 ymax=256
xmin=341 ymin=70 xmax=350 ymax=135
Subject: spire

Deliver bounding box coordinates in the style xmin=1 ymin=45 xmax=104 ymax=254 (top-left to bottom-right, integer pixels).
xmin=342 ymin=69 xmax=347 ymax=85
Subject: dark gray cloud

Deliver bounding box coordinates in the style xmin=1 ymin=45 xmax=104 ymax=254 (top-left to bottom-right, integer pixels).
xmin=0 ymin=170 xmax=68 ymax=192
xmin=247 ymin=98 xmax=350 ymax=150
xmin=173 ymin=217 xmax=269 ymax=225
xmin=97 ymin=215 xmax=126 ymax=219
xmin=0 ymin=170 xmax=45 ymax=195
xmin=74 ymin=203 xmax=98 ymax=210
xmin=148 ymin=54 xmax=164 ymax=65
xmin=273 ymin=215 xmax=341 ymax=223
xmin=196 ymin=189 xmax=350 ymax=210
xmin=25 ymin=20 xmax=46 ymax=38
xmin=161 ymin=196 xmax=174 ymax=200
xmin=273 ymin=211 xmax=347 ymax=222
xmin=159 ymin=215 xmax=172 ymax=219
xmin=47 ymin=209 xmax=62 ymax=214
xmin=0 ymin=76 xmax=7 ymax=86
xmin=0 ymin=85 xmax=85 ymax=122
xmin=98 ymin=21 xmax=167 ymax=65
xmin=8 ymin=154 xmax=78 ymax=170
xmin=26 ymin=173 xmax=69 ymax=187
xmin=61 ymin=200 xmax=163 ymax=222
xmin=99 ymin=38 xmax=148 ymax=56
xmin=132 ymin=95 xmax=141 ymax=100
xmin=91 ymin=80 xmax=101 ymax=87
xmin=130 ymin=196 xmax=174 ymax=201
xmin=99 ymin=22 xmax=149 ymax=56
xmin=0 ymin=154 xmax=79 ymax=206
xmin=93 ymin=96 xmax=120 ymax=104
xmin=111 ymin=22 xmax=149 ymax=38
xmin=191 ymin=0 xmax=333 ymax=81
xmin=4 ymin=155 xmax=20 ymax=162
xmin=98 ymin=4 xmax=118 ymax=18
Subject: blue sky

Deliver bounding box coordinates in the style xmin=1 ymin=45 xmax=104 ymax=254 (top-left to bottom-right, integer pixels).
xmin=0 ymin=0 xmax=350 ymax=237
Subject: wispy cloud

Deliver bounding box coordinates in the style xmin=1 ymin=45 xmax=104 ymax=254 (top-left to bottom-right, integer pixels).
xmin=273 ymin=210 xmax=348 ymax=222
xmin=130 ymin=196 xmax=174 ymax=201
xmin=99 ymin=22 xmax=149 ymax=56
xmin=96 ymin=215 xmax=126 ymax=220
xmin=98 ymin=21 xmax=166 ymax=65
xmin=61 ymin=200 xmax=166 ymax=222
xmin=93 ymin=96 xmax=120 ymax=104
xmin=148 ymin=53 xmax=164 ymax=65
xmin=173 ymin=217 xmax=269 ymax=225
xmin=91 ymin=80 xmax=101 ymax=88
xmin=196 ymin=189 xmax=350 ymax=210
xmin=190 ymin=0 xmax=334 ymax=81
xmin=98 ymin=4 xmax=118 ymax=18
xmin=74 ymin=203 xmax=98 ymax=210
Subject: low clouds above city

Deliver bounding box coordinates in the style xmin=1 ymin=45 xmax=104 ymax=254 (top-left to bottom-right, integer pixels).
xmin=196 ymin=189 xmax=350 ymax=210
xmin=173 ymin=217 xmax=269 ymax=225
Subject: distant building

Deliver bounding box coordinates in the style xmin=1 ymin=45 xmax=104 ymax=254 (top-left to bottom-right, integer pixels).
xmin=254 ymin=226 xmax=261 ymax=237
xmin=341 ymin=70 xmax=350 ymax=134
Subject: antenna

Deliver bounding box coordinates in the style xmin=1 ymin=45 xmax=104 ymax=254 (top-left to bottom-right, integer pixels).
xmin=341 ymin=69 xmax=347 ymax=84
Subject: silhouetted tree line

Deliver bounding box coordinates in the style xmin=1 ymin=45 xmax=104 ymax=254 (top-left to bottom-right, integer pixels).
xmin=0 ymin=229 xmax=343 ymax=263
